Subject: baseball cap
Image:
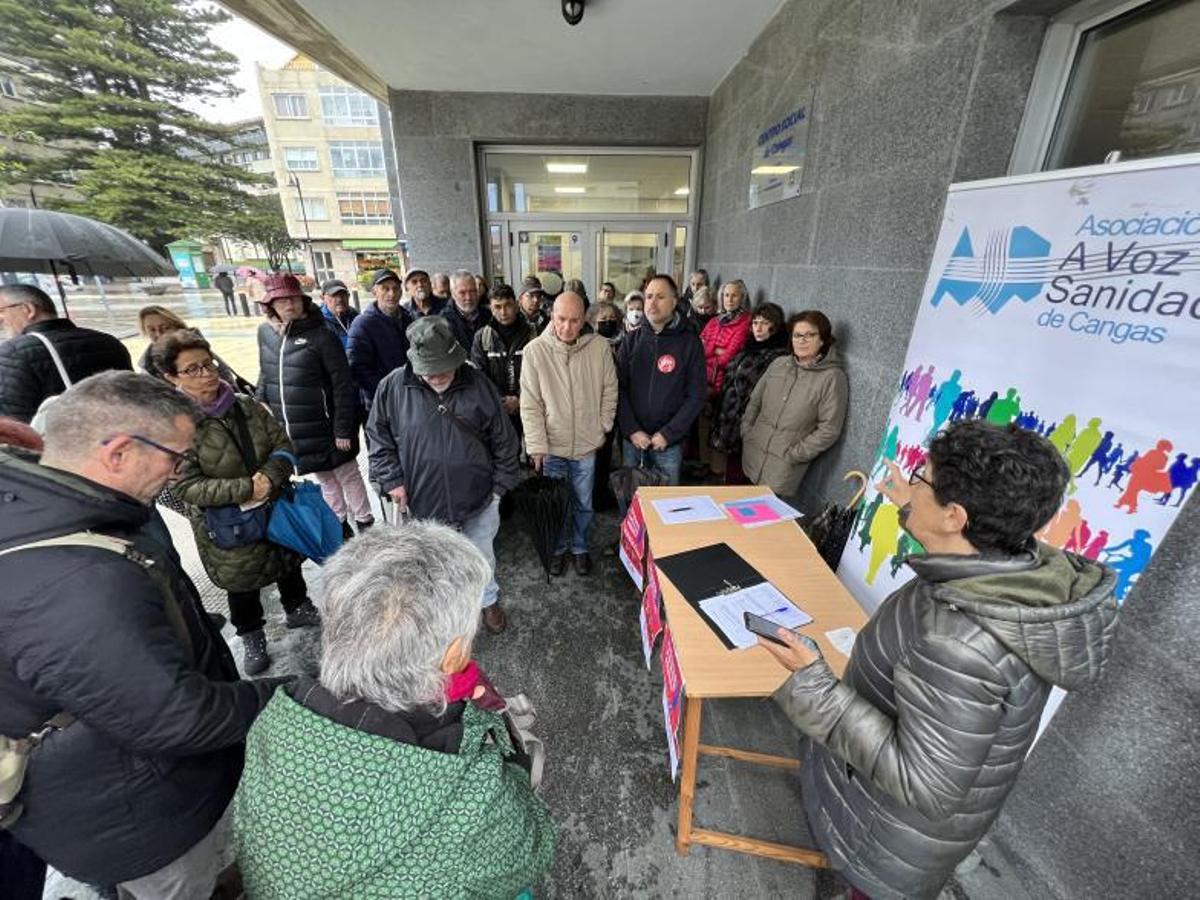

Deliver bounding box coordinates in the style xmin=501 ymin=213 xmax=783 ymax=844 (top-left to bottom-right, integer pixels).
xmin=372 ymin=269 xmax=401 ymax=287
xmin=321 ymin=278 xmax=349 ymax=295
xmin=520 ymin=275 xmax=543 ymax=295
xmin=404 ymin=268 xmax=430 ymax=284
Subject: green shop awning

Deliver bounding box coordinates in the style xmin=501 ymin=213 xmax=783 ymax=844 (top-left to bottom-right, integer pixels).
xmin=342 ymin=239 xmax=399 ymax=250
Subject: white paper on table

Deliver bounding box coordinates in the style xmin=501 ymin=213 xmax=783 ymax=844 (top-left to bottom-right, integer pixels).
xmin=825 ymin=626 xmax=858 ymax=657
xmin=698 ymin=581 xmax=813 ymax=650
xmin=650 ymin=495 xmax=727 ymax=526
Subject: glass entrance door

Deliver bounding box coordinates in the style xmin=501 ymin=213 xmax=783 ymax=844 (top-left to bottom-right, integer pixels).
xmin=513 ymin=227 xmax=585 ymax=296
xmin=597 ymin=226 xmax=665 ymax=297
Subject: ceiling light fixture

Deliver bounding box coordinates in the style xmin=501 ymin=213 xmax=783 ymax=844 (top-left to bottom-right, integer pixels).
xmin=554 ymin=186 xmax=586 ymax=194
xmin=751 ymin=165 xmax=800 ymax=175
xmin=674 ymin=186 xmax=690 ymax=196
xmin=546 ymin=162 xmax=588 ymax=174
xmin=562 ymin=0 xmax=585 ymax=26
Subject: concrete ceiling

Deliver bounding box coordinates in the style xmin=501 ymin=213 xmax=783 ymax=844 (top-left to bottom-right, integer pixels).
xmin=288 ymin=0 xmax=786 ymax=96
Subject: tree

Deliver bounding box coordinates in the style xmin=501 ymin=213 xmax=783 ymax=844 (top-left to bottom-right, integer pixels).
xmin=0 ymin=0 xmax=263 ymax=251
xmin=224 ymin=194 xmax=299 ymax=272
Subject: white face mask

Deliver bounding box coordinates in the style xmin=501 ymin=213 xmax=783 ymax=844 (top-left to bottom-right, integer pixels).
xmin=625 ymin=309 xmax=644 ymax=327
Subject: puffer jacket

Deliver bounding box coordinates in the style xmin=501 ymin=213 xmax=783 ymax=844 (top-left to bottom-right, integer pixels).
xmin=0 ymin=449 xmax=275 ymax=886
xmin=699 ymin=310 xmax=751 ymax=397
xmin=470 ymin=319 xmax=536 ymax=399
xmin=256 ymin=306 xmax=358 ymax=474
xmin=615 ymin=311 xmax=707 ymax=445
xmin=775 ymin=545 xmax=1120 ymax=899
xmin=741 ymin=349 xmax=848 ymax=496
xmin=0 ymin=318 xmax=131 ymax=422
xmin=347 ymin=301 xmax=412 ymax=406
xmin=709 ymin=331 xmax=789 ymax=453
xmin=172 ymin=394 xmax=302 ymax=592
xmin=367 ymin=364 xmax=519 ymax=526
xmin=519 ymin=330 xmax=618 ymax=460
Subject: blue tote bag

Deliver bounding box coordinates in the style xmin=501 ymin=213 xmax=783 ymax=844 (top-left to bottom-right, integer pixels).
xmin=266 ymin=454 xmax=343 ymax=563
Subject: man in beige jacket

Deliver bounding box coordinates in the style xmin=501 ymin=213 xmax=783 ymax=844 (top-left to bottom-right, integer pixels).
xmin=521 ymin=292 xmax=618 ymax=575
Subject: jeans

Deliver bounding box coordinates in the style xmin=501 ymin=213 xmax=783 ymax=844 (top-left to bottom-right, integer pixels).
xmin=227 ymin=564 xmax=307 ymax=635
xmin=460 ymin=495 xmax=501 ymax=608
xmin=622 ymin=440 xmax=684 ymax=486
xmin=116 ymin=803 xmax=231 ymax=900
xmin=544 ymin=452 xmax=596 ymax=554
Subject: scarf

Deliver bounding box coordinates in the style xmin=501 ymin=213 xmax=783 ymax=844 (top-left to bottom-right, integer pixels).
xmin=195 ymin=379 xmax=236 ymax=417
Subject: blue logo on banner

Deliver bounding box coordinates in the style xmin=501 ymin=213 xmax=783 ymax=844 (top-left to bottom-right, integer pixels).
xmin=931 ymin=226 xmax=1052 ymax=315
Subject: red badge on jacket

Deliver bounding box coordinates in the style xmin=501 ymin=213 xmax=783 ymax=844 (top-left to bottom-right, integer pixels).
xmin=656 ymin=354 xmax=677 ymax=374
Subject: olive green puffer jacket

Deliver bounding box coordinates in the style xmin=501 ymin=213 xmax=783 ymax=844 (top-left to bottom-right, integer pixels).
xmin=173 ymin=394 xmax=301 ymax=592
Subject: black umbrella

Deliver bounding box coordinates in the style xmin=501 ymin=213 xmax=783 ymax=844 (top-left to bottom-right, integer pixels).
xmin=510 ymin=475 xmax=574 ymax=582
xmin=801 ymin=470 xmax=869 ymax=571
xmin=0 ymin=207 xmax=175 ymax=316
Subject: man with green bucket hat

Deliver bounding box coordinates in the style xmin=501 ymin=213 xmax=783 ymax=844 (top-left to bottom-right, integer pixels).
xmin=367 ymin=316 xmax=520 ymax=634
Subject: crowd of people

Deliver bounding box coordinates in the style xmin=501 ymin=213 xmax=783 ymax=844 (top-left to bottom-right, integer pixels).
xmin=0 ymin=271 xmax=1119 ymax=900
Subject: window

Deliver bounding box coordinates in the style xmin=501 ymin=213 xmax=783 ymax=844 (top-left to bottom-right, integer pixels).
xmin=483 ymin=151 xmax=692 ymax=214
xmin=337 ymin=191 xmax=392 ymax=225
xmin=1018 ymin=0 xmax=1200 ymax=172
xmin=313 ymin=251 xmax=335 ymax=284
xmin=329 ymin=141 xmax=385 ymax=178
xmin=320 ymin=85 xmax=378 ymax=126
xmin=284 ymin=147 xmax=319 ymax=171
xmin=272 ymin=93 xmax=308 ymax=118
xmin=0 ymin=75 xmax=15 ymax=98
xmin=293 ymin=196 xmax=328 ymax=221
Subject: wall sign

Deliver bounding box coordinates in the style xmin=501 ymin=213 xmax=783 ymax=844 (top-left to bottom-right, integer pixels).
xmin=748 ymin=96 xmax=813 ymax=210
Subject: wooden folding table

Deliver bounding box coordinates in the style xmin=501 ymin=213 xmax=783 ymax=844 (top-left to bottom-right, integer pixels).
xmin=638 ymin=485 xmax=868 ymax=866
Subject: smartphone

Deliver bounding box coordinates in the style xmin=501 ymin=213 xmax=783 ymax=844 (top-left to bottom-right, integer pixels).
xmin=743 ymin=612 xmax=821 ymax=653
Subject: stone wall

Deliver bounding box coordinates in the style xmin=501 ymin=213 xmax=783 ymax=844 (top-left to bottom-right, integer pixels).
xmin=386 ymin=90 xmax=708 ymax=276
xmin=697 ymin=0 xmax=1199 ymax=895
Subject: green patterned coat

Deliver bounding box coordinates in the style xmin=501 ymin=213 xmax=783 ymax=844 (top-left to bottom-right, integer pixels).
xmin=233 ymin=688 xmax=556 ymax=899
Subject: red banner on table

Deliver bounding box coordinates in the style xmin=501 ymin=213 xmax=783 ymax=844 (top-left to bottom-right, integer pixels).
xmin=619 ymin=495 xmax=648 ymax=589
xmin=661 ymin=625 xmax=685 ymax=780
xmin=639 ymin=569 xmax=663 ymax=669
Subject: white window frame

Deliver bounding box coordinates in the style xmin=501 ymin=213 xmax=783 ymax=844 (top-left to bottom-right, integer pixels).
xmin=337 ymin=191 xmax=392 ymax=225
xmin=312 ymin=250 xmax=336 ymax=284
xmin=272 ymin=92 xmax=309 ymax=119
xmin=319 ymin=85 xmax=379 ymax=127
xmin=329 ymin=141 xmax=385 ymax=178
xmin=1010 ymin=0 xmax=1173 ymax=174
xmin=294 ymin=196 xmax=329 ymax=221
xmin=1160 ymin=80 xmax=1194 ymax=108
xmin=283 ymin=146 xmax=320 ymax=172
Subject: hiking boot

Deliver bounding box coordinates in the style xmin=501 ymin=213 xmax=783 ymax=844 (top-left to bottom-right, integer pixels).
xmin=482 ymin=603 xmax=508 ymax=635
xmin=356 ymin=517 xmax=375 ymax=533
xmin=549 ymin=553 xmax=569 ymax=576
xmin=285 ymin=600 xmax=321 ymax=629
xmin=573 ymin=552 xmax=593 ymax=575
xmin=341 ymin=519 xmax=354 ymax=541
xmin=241 ymin=629 xmax=270 ymax=676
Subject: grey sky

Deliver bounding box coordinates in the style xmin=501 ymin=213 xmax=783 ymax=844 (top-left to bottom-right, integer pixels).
xmin=182 ymin=14 xmax=296 ymax=123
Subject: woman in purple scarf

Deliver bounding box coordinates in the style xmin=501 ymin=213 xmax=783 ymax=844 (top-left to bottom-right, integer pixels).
xmin=151 ymin=329 xmax=321 ymax=675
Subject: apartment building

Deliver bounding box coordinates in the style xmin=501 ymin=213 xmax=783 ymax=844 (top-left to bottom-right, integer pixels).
xmin=257 ymin=54 xmax=404 ymax=287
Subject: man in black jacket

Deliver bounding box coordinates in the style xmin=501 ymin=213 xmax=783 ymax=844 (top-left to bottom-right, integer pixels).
xmin=443 ymin=268 xmax=493 ymax=353
xmin=0 ymin=372 xmax=278 ymax=897
xmin=616 ymin=274 xmax=707 ymax=484
xmin=368 ymin=317 xmax=519 ymax=635
xmin=470 ymin=283 xmax=535 ymax=438
xmin=0 ymin=284 xmax=132 ymax=422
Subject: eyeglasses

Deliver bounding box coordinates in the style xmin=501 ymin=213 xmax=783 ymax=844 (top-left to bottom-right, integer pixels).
xmin=793 ymin=331 xmax=820 ymax=342
xmin=178 ymin=359 xmax=220 ymax=378
xmin=908 ymin=463 xmax=934 ymax=488
xmin=102 ymin=434 xmax=197 ymax=474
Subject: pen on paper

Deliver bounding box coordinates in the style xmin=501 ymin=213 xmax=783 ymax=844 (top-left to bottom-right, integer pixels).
xmin=668 ymin=506 xmax=693 ymax=513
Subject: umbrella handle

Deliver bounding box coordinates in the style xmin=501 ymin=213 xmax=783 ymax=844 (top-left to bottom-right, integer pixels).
xmin=844 ymin=470 xmax=869 ymax=510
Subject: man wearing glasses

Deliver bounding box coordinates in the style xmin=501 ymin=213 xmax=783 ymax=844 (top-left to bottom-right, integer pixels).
xmin=0 ymin=371 xmax=279 ymax=899
xmin=760 ymin=419 xmax=1120 ymax=899
xmin=0 ymin=284 xmax=131 ymax=423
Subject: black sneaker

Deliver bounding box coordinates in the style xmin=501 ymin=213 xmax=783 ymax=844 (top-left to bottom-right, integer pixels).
xmin=285 ymin=600 xmax=321 ymax=629
xmin=241 ymin=629 xmax=270 ymax=675
xmin=573 ymin=552 xmax=593 ymax=575
xmin=549 ymin=553 xmax=568 ymax=577
xmin=341 ymin=519 xmax=354 ymax=541
xmin=356 ymin=518 xmax=375 ymax=532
